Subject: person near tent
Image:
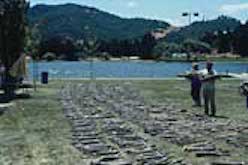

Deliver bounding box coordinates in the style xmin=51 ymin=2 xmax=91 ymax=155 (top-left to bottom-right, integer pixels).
xmin=9 ymin=53 xmax=28 ymax=84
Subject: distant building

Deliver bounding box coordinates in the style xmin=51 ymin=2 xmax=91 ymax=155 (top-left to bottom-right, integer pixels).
xmin=129 ymin=56 xmax=140 ymax=60
xmin=151 ymin=28 xmax=168 ymax=40
xmin=172 ymin=53 xmax=187 ymax=58
xmin=151 ymin=27 xmax=179 ymax=40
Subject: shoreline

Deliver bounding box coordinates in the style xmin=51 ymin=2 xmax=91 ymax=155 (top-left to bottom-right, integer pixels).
xmin=47 ymin=77 xmax=240 ymax=81
xmin=33 ymin=58 xmax=248 ymax=63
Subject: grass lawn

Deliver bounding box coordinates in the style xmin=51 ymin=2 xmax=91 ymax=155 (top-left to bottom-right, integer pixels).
xmin=134 ymin=79 xmax=248 ymax=164
xmin=0 ymin=82 xmax=83 ymax=165
xmin=0 ymin=79 xmax=247 ymax=164
xmin=134 ymin=79 xmax=248 ymax=121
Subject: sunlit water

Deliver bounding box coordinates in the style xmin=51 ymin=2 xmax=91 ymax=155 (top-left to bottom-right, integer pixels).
xmin=28 ymin=61 xmax=248 ymax=79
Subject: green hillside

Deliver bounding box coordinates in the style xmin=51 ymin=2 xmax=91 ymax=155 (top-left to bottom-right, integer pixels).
xmin=28 ymin=3 xmax=170 ymax=41
xmin=165 ymin=16 xmax=241 ymax=43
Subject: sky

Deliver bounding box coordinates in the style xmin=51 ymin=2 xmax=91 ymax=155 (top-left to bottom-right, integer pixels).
xmin=30 ymin=0 xmax=248 ymax=26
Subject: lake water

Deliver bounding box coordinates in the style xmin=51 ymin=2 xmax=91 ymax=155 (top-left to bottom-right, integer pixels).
xmin=28 ymin=61 xmax=248 ymax=79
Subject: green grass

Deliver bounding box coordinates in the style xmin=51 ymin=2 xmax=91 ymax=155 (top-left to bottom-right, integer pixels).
xmin=133 ymin=79 xmax=248 ymax=164
xmin=0 ymin=80 xmax=247 ymax=164
xmin=134 ymin=79 xmax=248 ymax=121
xmin=0 ymin=82 xmax=84 ymax=165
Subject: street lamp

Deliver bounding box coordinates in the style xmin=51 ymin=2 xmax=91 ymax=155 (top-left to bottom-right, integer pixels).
xmin=30 ymin=18 xmax=47 ymax=91
xmin=83 ymin=38 xmax=99 ymax=81
xmin=182 ymin=12 xmax=200 ymax=25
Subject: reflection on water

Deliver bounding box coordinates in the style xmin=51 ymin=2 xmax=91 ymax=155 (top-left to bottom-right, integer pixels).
xmin=28 ymin=61 xmax=248 ymax=79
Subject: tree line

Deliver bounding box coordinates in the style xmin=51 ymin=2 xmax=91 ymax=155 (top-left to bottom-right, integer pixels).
xmin=201 ymin=22 xmax=248 ymax=57
xmin=33 ymin=33 xmax=156 ymax=61
xmin=31 ymin=21 xmax=247 ymax=61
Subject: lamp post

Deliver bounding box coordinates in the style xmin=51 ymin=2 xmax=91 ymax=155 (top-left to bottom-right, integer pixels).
xmin=30 ymin=19 xmax=47 ymax=91
xmin=90 ymin=55 xmax=94 ymax=80
xmin=83 ymin=38 xmax=99 ymax=81
xmin=182 ymin=12 xmax=200 ymax=25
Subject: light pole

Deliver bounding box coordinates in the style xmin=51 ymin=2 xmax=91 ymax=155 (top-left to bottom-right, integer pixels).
xmin=30 ymin=19 xmax=47 ymax=91
xmin=182 ymin=12 xmax=200 ymax=25
xmin=83 ymin=38 xmax=99 ymax=81
xmin=90 ymin=56 xmax=94 ymax=80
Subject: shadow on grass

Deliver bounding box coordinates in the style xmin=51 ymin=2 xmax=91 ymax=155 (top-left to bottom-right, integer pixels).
xmin=0 ymin=110 xmax=4 ymax=116
xmin=14 ymin=93 xmax=31 ymax=100
xmin=0 ymin=93 xmax=31 ymax=103
xmin=0 ymin=94 xmax=11 ymax=103
xmin=212 ymin=115 xmax=229 ymax=119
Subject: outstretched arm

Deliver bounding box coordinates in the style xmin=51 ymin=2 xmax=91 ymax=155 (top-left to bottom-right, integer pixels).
xmin=201 ymin=75 xmax=222 ymax=82
xmin=177 ymin=73 xmax=193 ymax=79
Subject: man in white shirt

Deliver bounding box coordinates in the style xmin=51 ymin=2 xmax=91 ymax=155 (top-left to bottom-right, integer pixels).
xmin=201 ymin=61 xmax=218 ymax=116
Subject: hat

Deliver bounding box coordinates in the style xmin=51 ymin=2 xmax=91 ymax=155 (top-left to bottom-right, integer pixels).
xmin=192 ymin=63 xmax=199 ymax=67
xmin=207 ymin=60 xmax=213 ymax=67
xmin=192 ymin=63 xmax=199 ymax=70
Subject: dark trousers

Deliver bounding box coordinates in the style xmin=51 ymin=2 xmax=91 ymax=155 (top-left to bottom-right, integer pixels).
xmin=246 ymin=96 xmax=248 ymax=109
xmin=203 ymin=88 xmax=216 ymax=116
xmin=191 ymin=86 xmax=201 ymax=106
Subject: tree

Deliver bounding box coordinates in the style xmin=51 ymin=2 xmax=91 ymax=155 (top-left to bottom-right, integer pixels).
xmin=39 ymin=36 xmax=76 ymax=61
xmin=201 ymin=32 xmax=218 ymax=48
xmin=183 ymin=39 xmax=211 ymax=54
xmin=140 ymin=33 xmax=156 ymax=59
xmin=0 ymin=0 xmax=28 ymax=97
xmin=25 ymin=18 xmax=48 ymax=59
xmin=214 ymin=30 xmax=233 ymax=53
xmin=201 ymin=23 xmax=248 ymax=57
xmin=233 ymin=23 xmax=248 ymax=57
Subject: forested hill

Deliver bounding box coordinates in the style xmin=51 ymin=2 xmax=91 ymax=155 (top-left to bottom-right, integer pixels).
xmin=165 ymin=16 xmax=241 ymax=43
xmin=28 ymin=3 xmax=170 ymax=41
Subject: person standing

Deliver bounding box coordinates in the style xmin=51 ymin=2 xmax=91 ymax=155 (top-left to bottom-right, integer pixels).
xmin=240 ymin=82 xmax=248 ymax=110
xmin=245 ymin=83 xmax=248 ymax=110
xmin=190 ymin=63 xmax=202 ymax=107
xmin=0 ymin=61 xmax=6 ymax=88
xmin=247 ymin=92 xmax=248 ymax=110
xmin=201 ymin=61 xmax=218 ymax=116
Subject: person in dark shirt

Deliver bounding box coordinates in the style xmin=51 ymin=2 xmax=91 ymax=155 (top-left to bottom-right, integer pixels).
xmin=240 ymin=82 xmax=248 ymax=110
xmin=0 ymin=61 xmax=6 ymax=88
xmin=190 ymin=63 xmax=202 ymax=107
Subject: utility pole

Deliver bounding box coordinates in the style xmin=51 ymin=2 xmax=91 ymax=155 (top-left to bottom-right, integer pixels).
xmin=182 ymin=12 xmax=200 ymax=25
xmin=30 ymin=19 xmax=47 ymax=91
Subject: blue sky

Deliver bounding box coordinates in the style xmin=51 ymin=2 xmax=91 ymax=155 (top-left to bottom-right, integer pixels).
xmin=30 ymin=0 xmax=248 ymax=26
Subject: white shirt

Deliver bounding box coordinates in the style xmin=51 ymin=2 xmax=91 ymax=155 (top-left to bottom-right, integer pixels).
xmin=199 ymin=69 xmax=217 ymax=76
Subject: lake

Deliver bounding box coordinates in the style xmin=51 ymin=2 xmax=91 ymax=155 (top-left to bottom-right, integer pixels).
xmin=28 ymin=61 xmax=248 ymax=79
